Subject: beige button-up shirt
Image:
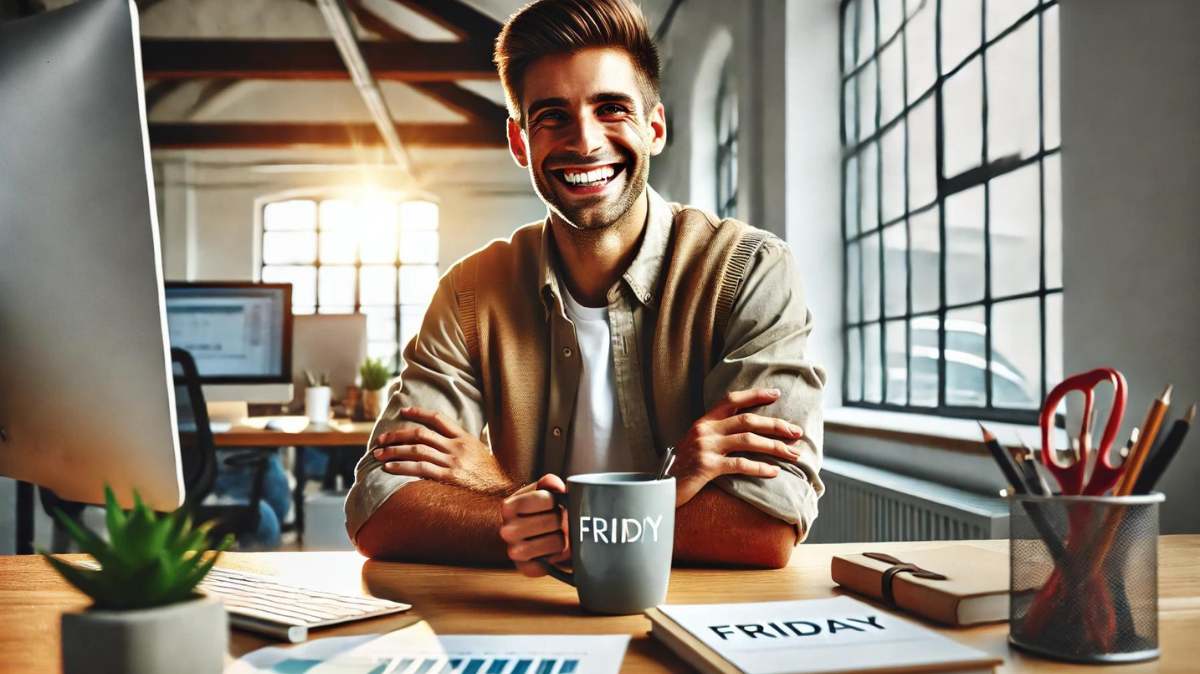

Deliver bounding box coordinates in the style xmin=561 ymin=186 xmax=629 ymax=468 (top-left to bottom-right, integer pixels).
xmin=346 ymin=188 xmax=826 ymax=541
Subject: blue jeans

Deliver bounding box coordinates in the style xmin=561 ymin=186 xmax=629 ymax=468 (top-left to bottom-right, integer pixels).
xmin=212 ymin=452 xmax=291 ymax=549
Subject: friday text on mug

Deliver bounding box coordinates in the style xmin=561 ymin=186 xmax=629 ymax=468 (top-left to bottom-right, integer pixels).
xmin=578 ymin=515 xmax=664 ymax=544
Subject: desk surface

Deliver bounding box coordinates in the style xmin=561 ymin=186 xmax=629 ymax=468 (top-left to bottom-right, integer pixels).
xmin=2 ymin=537 xmax=1197 ymax=673
xmin=214 ymin=416 xmax=373 ymax=447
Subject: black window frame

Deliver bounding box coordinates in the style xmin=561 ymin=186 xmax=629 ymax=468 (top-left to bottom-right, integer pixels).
xmin=716 ymin=58 xmax=739 ymax=220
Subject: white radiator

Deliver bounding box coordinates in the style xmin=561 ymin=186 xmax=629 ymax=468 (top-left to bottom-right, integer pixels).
xmin=807 ymin=457 xmax=1010 ymax=543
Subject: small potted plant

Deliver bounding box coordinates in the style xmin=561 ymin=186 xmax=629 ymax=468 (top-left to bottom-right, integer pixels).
xmin=359 ymin=357 xmax=391 ymax=420
xmin=305 ymin=369 xmax=332 ymax=426
xmin=42 ymin=487 xmax=233 ymax=674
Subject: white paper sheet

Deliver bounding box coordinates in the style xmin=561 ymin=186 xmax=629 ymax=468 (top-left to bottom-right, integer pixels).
xmin=227 ymin=622 xmax=630 ymax=674
xmin=657 ymin=596 xmax=994 ymax=674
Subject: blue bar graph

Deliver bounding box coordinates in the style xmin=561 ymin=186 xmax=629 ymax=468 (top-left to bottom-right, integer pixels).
xmin=559 ymin=660 xmax=579 ymax=674
xmin=535 ymin=660 xmax=557 ymax=674
xmin=413 ymin=659 xmax=440 ymax=674
xmin=486 ymin=659 xmax=509 ymax=674
xmin=511 ymin=659 xmax=533 ymax=674
xmin=463 ymin=659 xmax=486 ymax=674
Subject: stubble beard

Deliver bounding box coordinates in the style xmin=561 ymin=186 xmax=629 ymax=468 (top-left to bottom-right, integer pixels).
xmin=532 ymin=147 xmax=649 ymax=233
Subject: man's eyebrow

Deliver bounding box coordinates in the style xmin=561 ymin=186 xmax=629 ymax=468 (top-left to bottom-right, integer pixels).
xmin=526 ymin=97 xmax=569 ymax=118
xmin=590 ymin=92 xmax=637 ymax=108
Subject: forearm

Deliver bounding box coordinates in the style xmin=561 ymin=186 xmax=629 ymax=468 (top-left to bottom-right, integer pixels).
xmin=354 ymin=480 xmax=509 ymax=565
xmin=673 ymin=485 xmax=797 ymax=568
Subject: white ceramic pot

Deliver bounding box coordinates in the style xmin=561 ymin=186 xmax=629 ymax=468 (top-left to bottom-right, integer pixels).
xmin=362 ymin=387 xmax=385 ymax=420
xmin=305 ymin=385 xmax=332 ymax=426
xmin=61 ymin=595 xmax=227 ymax=674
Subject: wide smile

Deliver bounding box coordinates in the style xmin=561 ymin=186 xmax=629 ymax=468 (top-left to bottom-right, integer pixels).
xmin=551 ymin=162 xmax=626 ymax=197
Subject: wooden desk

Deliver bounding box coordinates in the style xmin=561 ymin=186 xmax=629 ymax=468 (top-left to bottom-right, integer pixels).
xmin=2 ymin=537 xmax=1197 ymax=673
xmin=213 ymin=417 xmax=373 ymax=448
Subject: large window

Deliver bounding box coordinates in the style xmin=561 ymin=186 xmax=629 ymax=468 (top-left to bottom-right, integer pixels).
xmin=260 ymin=196 xmax=439 ymax=374
xmin=840 ymin=0 xmax=1062 ymax=422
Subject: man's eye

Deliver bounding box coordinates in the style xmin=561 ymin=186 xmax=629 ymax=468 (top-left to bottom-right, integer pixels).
xmin=598 ymin=104 xmax=628 ymax=116
xmin=536 ymin=111 xmax=567 ymax=124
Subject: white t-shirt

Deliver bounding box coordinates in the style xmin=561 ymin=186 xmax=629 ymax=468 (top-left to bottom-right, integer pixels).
xmin=560 ymin=285 xmax=634 ymax=476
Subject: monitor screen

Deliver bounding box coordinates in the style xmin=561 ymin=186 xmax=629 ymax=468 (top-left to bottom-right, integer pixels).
xmin=164 ymin=283 xmax=292 ymax=382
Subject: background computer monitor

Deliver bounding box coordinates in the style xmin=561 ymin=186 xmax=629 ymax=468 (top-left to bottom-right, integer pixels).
xmin=164 ymin=282 xmax=295 ymax=404
xmin=291 ymin=314 xmax=369 ymax=409
xmin=0 ymin=0 xmax=184 ymax=511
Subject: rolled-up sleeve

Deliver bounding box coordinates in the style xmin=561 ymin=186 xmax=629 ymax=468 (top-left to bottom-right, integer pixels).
xmin=344 ymin=267 xmax=485 ymax=542
xmin=704 ymin=237 xmax=826 ymax=541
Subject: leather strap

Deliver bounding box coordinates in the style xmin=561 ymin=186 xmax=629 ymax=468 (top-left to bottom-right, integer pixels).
xmin=864 ymin=552 xmax=947 ymax=608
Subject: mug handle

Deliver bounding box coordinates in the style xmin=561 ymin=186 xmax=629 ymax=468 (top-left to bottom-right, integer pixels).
xmin=535 ymin=490 xmax=573 ymax=586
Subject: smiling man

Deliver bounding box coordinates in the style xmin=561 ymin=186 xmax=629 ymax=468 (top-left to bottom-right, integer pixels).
xmin=346 ymin=0 xmax=825 ymax=570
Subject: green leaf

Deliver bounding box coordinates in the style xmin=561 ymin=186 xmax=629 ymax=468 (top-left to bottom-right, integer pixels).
xmin=48 ymin=508 xmax=119 ymax=568
xmin=104 ymin=485 xmax=127 ymax=551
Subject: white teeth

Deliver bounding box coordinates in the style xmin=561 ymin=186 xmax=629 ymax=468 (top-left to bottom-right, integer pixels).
xmin=563 ymin=165 xmax=616 ymax=185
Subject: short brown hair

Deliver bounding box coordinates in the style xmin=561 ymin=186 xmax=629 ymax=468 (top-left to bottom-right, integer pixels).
xmin=494 ymin=0 xmax=662 ymax=125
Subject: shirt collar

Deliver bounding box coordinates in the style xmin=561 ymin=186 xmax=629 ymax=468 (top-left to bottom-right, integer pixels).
xmin=538 ymin=186 xmax=674 ymax=314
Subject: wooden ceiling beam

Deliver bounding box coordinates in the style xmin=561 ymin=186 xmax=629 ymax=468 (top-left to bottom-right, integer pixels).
xmin=148 ymin=122 xmax=506 ymax=149
xmin=387 ymin=0 xmax=501 ymax=41
xmin=140 ymin=39 xmax=497 ymax=81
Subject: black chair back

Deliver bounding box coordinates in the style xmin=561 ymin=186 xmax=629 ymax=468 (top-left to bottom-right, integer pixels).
xmin=171 ymin=347 xmax=218 ymax=506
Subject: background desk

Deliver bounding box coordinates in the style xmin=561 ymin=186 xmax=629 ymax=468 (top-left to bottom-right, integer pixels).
xmin=1 ymin=537 xmax=1197 ymax=673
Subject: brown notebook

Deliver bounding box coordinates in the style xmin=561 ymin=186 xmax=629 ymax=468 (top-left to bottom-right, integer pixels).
xmin=831 ymin=545 xmax=1009 ymax=627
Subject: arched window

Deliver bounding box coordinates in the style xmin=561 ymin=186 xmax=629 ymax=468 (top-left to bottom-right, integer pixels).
xmin=715 ymin=60 xmax=739 ymax=219
xmin=259 ymin=195 xmax=439 ymax=374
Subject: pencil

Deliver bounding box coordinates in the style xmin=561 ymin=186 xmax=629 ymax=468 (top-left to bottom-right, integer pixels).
xmin=1117 ymin=384 xmax=1173 ymax=495
xmin=978 ymin=422 xmax=1026 ymax=493
xmin=1132 ymin=403 xmax=1195 ymax=494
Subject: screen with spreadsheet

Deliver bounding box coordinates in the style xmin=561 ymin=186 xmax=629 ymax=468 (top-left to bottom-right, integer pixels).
xmin=164 ymin=283 xmax=292 ymax=382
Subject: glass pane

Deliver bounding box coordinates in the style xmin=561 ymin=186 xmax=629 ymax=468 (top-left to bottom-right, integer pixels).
xmin=943 ymin=56 xmax=983 ymax=179
xmin=860 ymin=142 xmax=879 ymax=231
xmin=945 ymin=306 xmax=986 ymax=406
xmin=1045 ymin=291 xmax=1063 ymax=398
xmin=991 ymin=297 xmax=1041 ymax=409
xmin=318 ymin=265 xmax=355 ymax=308
xmin=1044 ymin=153 xmax=1062 ymax=288
xmin=399 ymin=200 xmax=439 ymax=231
xmin=862 ymin=231 xmax=881 ymax=321
xmin=320 ymin=231 xmax=358 ymax=264
xmin=989 ymin=162 xmax=1041 ymax=297
xmin=362 ymin=305 xmax=397 ymax=342
xmin=879 ymin=41 xmax=904 ymax=126
xmin=843 ymin=0 xmax=858 ymax=72
xmin=368 ymin=341 xmax=399 ymax=373
xmin=400 ymin=305 xmax=428 ymax=353
xmin=263 ymin=200 xmax=316 ymax=231
xmin=858 ymin=0 xmax=876 ymax=65
xmin=987 ymin=20 xmax=1039 ymax=162
xmin=858 ymin=60 xmax=878 ymax=140
xmin=846 ymin=241 xmax=862 ymax=323
xmin=880 ymin=0 xmax=904 ymax=43
xmin=864 ymin=322 xmax=883 ymax=403
xmin=909 ymin=315 xmax=938 ymax=407
xmin=941 ymin=0 xmax=981 ymax=75
xmin=319 ymin=199 xmax=358 ymax=232
xmin=318 ymin=305 xmax=353 ymax=315
xmin=359 ymin=266 xmax=397 ymax=306
xmin=885 ymin=319 xmax=908 ymax=405
xmin=945 ymin=185 xmax=985 ymax=305
xmin=261 ymin=265 xmax=315 ymax=309
xmin=844 ymin=76 xmax=859 ymax=145
xmin=1043 ymin=6 xmax=1060 ymax=148
xmin=906 ymin=1 xmax=936 ymax=104
xmin=908 ymin=98 xmax=937 ymax=208
xmin=910 ymin=208 xmax=940 ymax=313
xmin=987 ymin=0 xmax=1036 ymax=40
xmin=845 ymin=156 xmax=860 ymax=236
xmin=262 ymin=231 xmax=316 ymax=265
xmin=293 ymin=305 xmax=316 ymax=316
xmin=400 ymin=228 xmax=439 ymax=264
xmin=399 ymin=265 xmax=438 ymax=306
xmin=359 ymin=221 xmax=399 ymax=264
xmin=881 ymin=122 xmax=906 ymax=223
xmin=883 ymin=222 xmax=907 ymax=317
xmin=847 ymin=327 xmax=863 ymax=401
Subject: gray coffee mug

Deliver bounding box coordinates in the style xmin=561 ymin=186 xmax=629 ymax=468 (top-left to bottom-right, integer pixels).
xmin=537 ymin=472 xmax=675 ymax=614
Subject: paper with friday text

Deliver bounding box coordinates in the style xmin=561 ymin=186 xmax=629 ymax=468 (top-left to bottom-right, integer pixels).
xmin=657 ymin=596 xmax=993 ymax=674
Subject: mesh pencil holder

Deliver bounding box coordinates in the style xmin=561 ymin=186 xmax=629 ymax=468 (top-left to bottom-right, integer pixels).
xmin=1008 ymin=493 xmax=1163 ymax=664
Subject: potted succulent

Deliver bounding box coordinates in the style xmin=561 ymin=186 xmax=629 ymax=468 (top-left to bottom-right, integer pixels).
xmin=42 ymin=487 xmax=233 ymax=674
xmin=305 ymin=369 xmax=332 ymax=426
xmin=359 ymin=357 xmax=391 ymax=420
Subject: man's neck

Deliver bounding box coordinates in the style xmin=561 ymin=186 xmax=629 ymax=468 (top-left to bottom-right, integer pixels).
xmin=547 ymin=188 xmax=649 ymax=308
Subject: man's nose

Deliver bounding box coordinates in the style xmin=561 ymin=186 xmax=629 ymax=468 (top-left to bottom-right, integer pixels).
xmin=563 ymin=113 xmax=605 ymax=156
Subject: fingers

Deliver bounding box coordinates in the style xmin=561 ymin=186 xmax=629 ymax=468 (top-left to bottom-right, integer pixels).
xmin=711 ymin=413 xmax=803 ymax=440
xmin=376 ymin=425 xmax=451 ymax=453
xmin=534 ymin=473 xmax=567 ymax=494
xmin=499 ymin=510 xmax=562 ymax=545
xmin=501 ymin=489 xmax=560 ymax=519
xmin=396 ymin=406 xmax=463 ymax=438
xmin=721 ymin=455 xmax=782 ymax=479
xmin=705 ymin=388 xmax=782 ymax=420
xmin=372 ymin=444 xmax=452 ymax=467
xmin=713 ymin=432 xmax=802 ymax=463
xmin=506 ymin=530 xmax=567 ymax=563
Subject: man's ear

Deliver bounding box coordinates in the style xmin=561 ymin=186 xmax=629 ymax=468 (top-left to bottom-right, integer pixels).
xmin=648 ymin=101 xmax=667 ymax=156
xmin=507 ymin=117 xmax=529 ymax=168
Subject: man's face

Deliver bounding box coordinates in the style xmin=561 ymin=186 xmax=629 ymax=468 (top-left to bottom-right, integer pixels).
xmin=507 ymin=47 xmax=667 ymax=231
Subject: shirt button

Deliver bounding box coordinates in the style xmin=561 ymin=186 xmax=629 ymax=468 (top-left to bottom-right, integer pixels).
xmin=552 ymin=426 xmax=563 ymax=438
xmin=562 ymin=347 xmax=572 ymax=358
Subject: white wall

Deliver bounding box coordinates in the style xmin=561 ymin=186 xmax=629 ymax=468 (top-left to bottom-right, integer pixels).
xmin=1060 ymin=0 xmax=1200 ymax=533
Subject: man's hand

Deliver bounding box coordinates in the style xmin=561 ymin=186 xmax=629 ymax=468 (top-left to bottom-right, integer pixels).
xmin=373 ymin=406 xmax=516 ymax=495
xmin=499 ymin=474 xmax=570 ymax=577
xmin=670 ymin=388 xmax=804 ymax=506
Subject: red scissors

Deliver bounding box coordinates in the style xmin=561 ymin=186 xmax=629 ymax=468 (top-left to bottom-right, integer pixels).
xmin=1038 ymin=367 xmax=1128 ymax=496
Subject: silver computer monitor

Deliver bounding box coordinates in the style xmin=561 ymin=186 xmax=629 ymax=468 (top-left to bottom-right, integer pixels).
xmin=0 ymin=0 xmax=184 ymax=509
xmin=164 ymin=282 xmax=295 ymax=404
